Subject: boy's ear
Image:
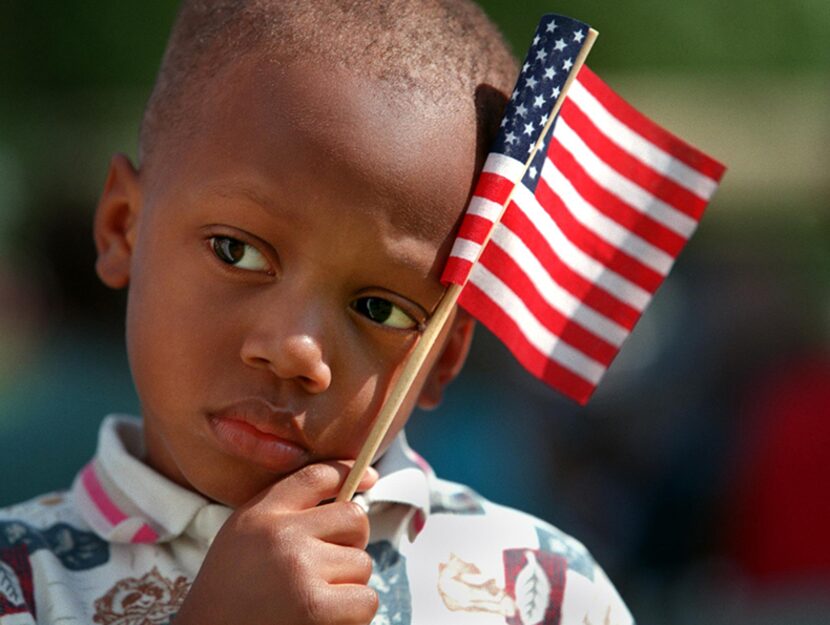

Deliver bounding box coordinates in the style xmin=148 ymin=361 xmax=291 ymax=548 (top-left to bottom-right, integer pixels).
xmin=94 ymin=153 xmax=141 ymax=289
xmin=417 ymin=310 xmax=476 ymax=410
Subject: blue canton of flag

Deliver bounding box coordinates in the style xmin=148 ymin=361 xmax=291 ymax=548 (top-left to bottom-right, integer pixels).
xmin=492 ymin=15 xmax=590 ymax=188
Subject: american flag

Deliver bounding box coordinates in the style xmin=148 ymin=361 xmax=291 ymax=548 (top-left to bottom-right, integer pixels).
xmin=441 ymin=15 xmax=726 ymax=404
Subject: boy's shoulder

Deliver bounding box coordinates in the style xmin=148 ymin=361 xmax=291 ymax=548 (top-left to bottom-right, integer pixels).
xmin=1 ymin=490 xmax=76 ymax=525
xmin=397 ymin=475 xmax=634 ymax=625
xmin=0 ymin=490 xmax=109 ymax=572
xmin=427 ymin=475 xmax=597 ymax=579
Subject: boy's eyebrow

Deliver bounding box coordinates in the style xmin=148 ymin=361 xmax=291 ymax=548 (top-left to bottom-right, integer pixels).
xmin=206 ymin=181 xmax=447 ymax=299
xmin=211 ymin=184 xmax=277 ymax=213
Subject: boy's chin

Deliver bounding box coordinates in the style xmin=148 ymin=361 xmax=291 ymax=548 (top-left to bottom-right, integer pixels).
xmin=184 ymin=463 xmax=299 ymax=509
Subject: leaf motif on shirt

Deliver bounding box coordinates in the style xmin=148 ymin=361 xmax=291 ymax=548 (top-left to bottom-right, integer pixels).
xmin=0 ymin=561 xmax=25 ymax=608
xmin=514 ymin=551 xmax=551 ymax=625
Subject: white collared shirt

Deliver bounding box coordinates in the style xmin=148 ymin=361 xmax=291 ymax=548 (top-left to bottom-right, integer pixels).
xmin=0 ymin=415 xmax=633 ymax=625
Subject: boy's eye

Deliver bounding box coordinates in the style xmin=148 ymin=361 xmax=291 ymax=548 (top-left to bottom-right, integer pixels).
xmin=351 ymin=297 xmax=418 ymax=330
xmin=210 ymin=236 xmax=270 ymax=272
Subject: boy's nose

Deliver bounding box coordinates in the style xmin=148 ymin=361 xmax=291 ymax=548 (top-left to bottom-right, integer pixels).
xmin=239 ymin=325 xmax=332 ymax=394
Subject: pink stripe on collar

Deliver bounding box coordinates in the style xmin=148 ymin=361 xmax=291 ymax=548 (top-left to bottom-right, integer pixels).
xmin=80 ymin=463 xmax=127 ymax=526
xmin=130 ymin=524 xmax=160 ymax=544
xmin=80 ymin=462 xmax=159 ymax=544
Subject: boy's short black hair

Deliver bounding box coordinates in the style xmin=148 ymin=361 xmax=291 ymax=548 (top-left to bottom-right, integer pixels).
xmin=139 ymin=0 xmax=518 ymax=164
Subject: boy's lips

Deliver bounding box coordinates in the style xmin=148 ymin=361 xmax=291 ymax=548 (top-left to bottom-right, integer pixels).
xmin=207 ymin=399 xmax=311 ymax=473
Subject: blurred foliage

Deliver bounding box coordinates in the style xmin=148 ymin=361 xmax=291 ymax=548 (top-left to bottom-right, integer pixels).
xmin=486 ymin=0 xmax=830 ymax=73
xmin=1 ymin=0 xmax=828 ymax=96
xmin=0 ymin=2 xmax=177 ymax=91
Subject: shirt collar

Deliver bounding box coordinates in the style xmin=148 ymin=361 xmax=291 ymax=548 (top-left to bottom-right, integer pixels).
xmin=72 ymin=415 xmax=433 ymax=544
xmin=355 ymin=428 xmax=433 ymax=521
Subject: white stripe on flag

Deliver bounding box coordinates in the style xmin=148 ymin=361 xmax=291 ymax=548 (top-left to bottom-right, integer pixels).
xmin=553 ymin=118 xmax=698 ymax=238
xmin=467 ymin=195 xmax=503 ymax=222
xmin=541 ymin=159 xmax=675 ymax=275
xmin=512 ymin=183 xmax=652 ymax=311
xmin=481 ymin=152 xmax=526 ymax=182
xmin=568 ymin=80 xmax=719 ymax=201
xmin=448 ymin=238 xmax=481 ymax=264
xmin=490 ymin=224 xmax=630 ymax=347
xmin=469 ymin=263 xmax=606 ymax=384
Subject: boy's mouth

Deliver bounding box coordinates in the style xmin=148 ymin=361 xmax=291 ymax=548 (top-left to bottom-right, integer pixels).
xmin=207 ymin=399 xmax=311 ymax=473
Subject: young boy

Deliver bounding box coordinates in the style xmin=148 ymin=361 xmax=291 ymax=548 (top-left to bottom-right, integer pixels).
xmin=0 ymin=1 xmax=633 ymax=624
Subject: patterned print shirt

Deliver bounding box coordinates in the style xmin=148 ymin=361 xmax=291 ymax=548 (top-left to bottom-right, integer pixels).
xmin=0 ymin=415 xmax=633 ymax=625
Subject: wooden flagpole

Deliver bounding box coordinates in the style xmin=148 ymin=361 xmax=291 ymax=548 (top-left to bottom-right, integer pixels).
xmin=337 ymin=28 xmax=599 ymax=502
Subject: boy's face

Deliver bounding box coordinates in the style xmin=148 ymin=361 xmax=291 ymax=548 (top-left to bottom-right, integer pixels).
xmin=95 ymin=57 xmax=480 ymax=506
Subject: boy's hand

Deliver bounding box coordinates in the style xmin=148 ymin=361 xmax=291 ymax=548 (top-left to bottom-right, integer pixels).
xmin=173 ymin=462 xmax=380 ymax=625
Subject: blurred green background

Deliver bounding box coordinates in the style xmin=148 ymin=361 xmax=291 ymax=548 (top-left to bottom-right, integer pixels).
xmin=1 ymin=2 xmax=829 ymax=624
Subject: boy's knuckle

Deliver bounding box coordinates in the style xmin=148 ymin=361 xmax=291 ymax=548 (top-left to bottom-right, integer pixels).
xmin=353 ymin=586 xmax=379 ymax=622
xmin=270 ymin=519 xmax=299 ymax=547
xmin=302 ymin=584 xmax=328 ymax=624
xmin=354 ymin=550 xmax=374 ymax=582
xmin=286 ymin=546 xmax=313 ymax=579
xmin=297 ymin=463 xmax=333 ymax=490
xmin=342 ymin=501 xmax=369 ymax=530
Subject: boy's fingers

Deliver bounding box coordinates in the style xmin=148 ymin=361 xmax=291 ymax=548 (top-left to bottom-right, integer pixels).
xmin=313 ymin=584 xmax=379 ymax=625
xmin=317 ymin=545 xmax=375 ymax=585
xmin=261 ymin=462 xmax=378 ymax=511
xmin=306 ymin=501 xmax=371 ymax=548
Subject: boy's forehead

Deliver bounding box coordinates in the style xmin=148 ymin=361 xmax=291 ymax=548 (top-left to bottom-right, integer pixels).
xmin=156 ymin=56 xmax=482 ymax=244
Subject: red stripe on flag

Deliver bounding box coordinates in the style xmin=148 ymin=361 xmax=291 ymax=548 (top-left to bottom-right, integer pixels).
xmin=534 ymin=178 xmax=664 ymax=292
xmin=480 ymin=243 xmax=619 ymax=365
xmin=501 ymin=204 xmax=642 ymax=330
xmin=547 ymin=137 xmax=688 ymax=256
xmin=558 ymin=101 xmax=709 ymax=222
xmin=457 ymin=214 xmax=496 ymax=246
xmin=458 ymin=283 xmax=596 ymax=405
xmin=576 ymin=67 xmax=726 ymax=181
xmin=441 ymin=256 xmax=473 ymax=286
xmin=474 ymin=172 xmax=515 ymax=205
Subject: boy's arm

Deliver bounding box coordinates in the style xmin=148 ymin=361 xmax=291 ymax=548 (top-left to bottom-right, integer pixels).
xmin=173 ymin=461 xmax=379 ymax=625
